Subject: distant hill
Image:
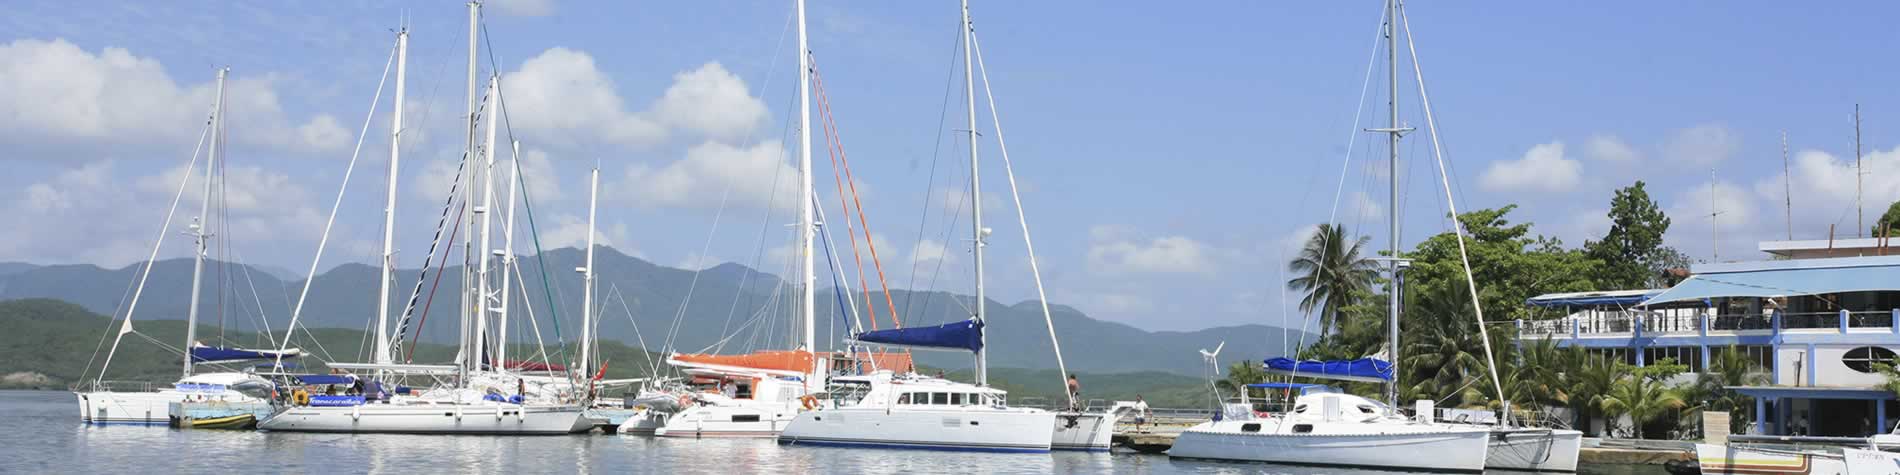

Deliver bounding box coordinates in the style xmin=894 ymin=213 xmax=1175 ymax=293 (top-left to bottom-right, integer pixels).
xmin=0 ymin=248 xmax=1302 ymax=376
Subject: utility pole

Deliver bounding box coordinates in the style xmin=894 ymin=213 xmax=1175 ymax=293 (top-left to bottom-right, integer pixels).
xmin=1782 ymin=131 xmax=1792 ymax=240
xmin=1856 ymin=104 xmax=1864 ymax=237
xmin=1710 ymin=169 xmax=1724 ymax=261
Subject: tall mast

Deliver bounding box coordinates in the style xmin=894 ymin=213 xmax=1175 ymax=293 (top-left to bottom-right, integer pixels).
xmin=962 ymin=0 xmax=988 ymax=386
xmin=474 ymin=77 xmax=499 ymax=370
xmin=498 ymin=139 xmax=520 ymax=371
xmin=579 ymin=168 xmax=599 ymax=387
xmin=375 ymin=29 xmax=408 ymax=367
xmin=796 ymin=0 xmax=817 ymax=369
xmin=183 ymin=67 xmax=228 ymax=378
xmin=1381 ymin=0 xmax=1402 ymax=409
xmin=458 ymin=0 xmax=482 ymax=382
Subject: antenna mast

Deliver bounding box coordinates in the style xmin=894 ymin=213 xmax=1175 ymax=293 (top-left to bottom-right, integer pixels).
xmin=1856 ymin=104 xmax=1864 ymax=237
xmin=1782 ymin=131 xmax=1792 ymax=240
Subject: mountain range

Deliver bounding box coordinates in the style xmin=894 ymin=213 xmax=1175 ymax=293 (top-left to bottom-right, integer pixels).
xmin=0 ymin=247 xmax=1301 ymax=376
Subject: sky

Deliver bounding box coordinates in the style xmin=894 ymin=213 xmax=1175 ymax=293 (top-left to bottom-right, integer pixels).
xmin=4 ymin=1 xmax=1899 ymax=332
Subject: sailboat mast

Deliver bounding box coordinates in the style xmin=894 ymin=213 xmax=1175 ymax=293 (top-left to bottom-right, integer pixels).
xmin=459 ymin=1 xmax=482 ymax=383
xmin=475 ymin=77 xmax=499 ymax=370
xmin=796 ymin=0 xmax=817 ymax=369
xmin=498 ymin=139 xmax=519 ymax=371
xmin=962 ymin=0 xmax=987 ymax=386
xmin=375 ymin=29 xmax=408 ymax=367
xmin=183 ymin=67 xmax=228 ymax=378
xmin=580 ymin=168 xmax=599 ymax=386
xmin=1382 ymin=0 xmax=1402 ymax=409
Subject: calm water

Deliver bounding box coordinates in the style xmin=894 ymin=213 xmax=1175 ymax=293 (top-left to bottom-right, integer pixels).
xmin=0 ymin=390 xmax=1661 ymax=474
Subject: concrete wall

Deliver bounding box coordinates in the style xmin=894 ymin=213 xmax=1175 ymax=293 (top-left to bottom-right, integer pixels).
xmin=1776 ymin=344 xmax=1894 ymax=387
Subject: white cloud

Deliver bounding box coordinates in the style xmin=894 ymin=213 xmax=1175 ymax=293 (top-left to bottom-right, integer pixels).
xmin=677 ymin=251 xmax=725 ymax=271
xmin=1752 ymin=146 xmax=1900 ymax=238
xmin=1479 ymin=141 xmax=1581 ymax=192
xmin=500 ymin=48 xmax=666 ymax=147
xmin=1585 ymin=134 xmax=1640 ymax=162
xmin=910 ymin=239 xmax=952 ymax=264
xmin=651 ymin=63 xmax=768 ymax=141
xmin=1086 ymin=227 xmax=1216 ymax=275
xmin=1663 ymin=123 xmax=1739 ymax=165
xmin=1347 ymin=191 xmax=1381 ymax=220
xmin=500 ymin=50 xmax=767 ymax=148
xmin=489 ymin=0 xmax=555 ymax=17
xmin=616 ymin=140 xmax=796 ymax=210
xmin=0 ymin=38 xmax=347 ymax=154
xmin=1666 ymin=180 xmax=1758 ymax=261
xmin=539 ymin=214 xmax=629 ymax=252
xmin=1278 ymin=224 xmax=1321 ymax=257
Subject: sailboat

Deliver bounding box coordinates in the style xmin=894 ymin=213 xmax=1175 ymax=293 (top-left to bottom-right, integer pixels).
xmin=75 ymin=67 xmax=298 ymax=426
xmin=775 ymin=0 xmax=1059 ymax=453
xmin=258 ymin=7 xmax=585 ymax=434
xmin=1168 ymin=1 xmax=1587 ymax=471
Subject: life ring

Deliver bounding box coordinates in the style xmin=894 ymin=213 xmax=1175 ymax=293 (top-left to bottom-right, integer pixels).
xmin=800 ymin=394 xmax=819 ymax=411
xmin=291 ymin=389 xmax=310 ymax=406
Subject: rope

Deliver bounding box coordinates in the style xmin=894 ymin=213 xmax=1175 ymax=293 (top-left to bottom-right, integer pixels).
xmin=811 ymin=60 xmax=902 ymax=331
xmin=98 ymin=108 xmax=213 ymax=384
xmin=407 ymin=199 xmax=467 ymax=362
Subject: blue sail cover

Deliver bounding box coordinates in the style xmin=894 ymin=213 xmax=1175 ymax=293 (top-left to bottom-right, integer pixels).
xmin=295 ymin=374 xmax=356 ymax=385
xmin=190 ymin=345 xmax=300 ymax=363
xmin=855 ymin=318 xmax=985 ymax=353
xmin=1263 ymin=357 xmax=1394 ymax=383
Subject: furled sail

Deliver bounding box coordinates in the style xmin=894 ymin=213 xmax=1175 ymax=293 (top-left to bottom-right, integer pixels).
xmin=1262 ymin=357 xmax=1393 ymax=383
xmin=190 ymin=344 xmax=303 ymax=363
xmin=853 ymin=318 xmax=984 ymax=353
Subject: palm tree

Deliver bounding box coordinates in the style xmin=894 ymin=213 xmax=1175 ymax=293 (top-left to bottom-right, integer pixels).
xmin=1600 ymin=365 xmax=1687 ymax=439
xmin=1567 ymin=351 xmax=1619 ymax=436
xmin=1287 ymin=224 xmax=1379 ymax=336
xmin=1696 ymin=346 xmax=1769 ymax=433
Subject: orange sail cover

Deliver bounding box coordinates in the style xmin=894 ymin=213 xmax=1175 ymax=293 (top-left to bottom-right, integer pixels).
xmin=672 ymin=350 xmax=814 ymax=374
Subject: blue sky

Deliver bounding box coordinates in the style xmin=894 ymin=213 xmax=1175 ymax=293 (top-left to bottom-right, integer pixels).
xmin=4 ymin=1 xmax=1898 ymax=332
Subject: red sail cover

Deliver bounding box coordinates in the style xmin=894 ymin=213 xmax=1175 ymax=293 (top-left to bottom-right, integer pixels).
xmin=673 ymin=350 xmax=815 ymax=373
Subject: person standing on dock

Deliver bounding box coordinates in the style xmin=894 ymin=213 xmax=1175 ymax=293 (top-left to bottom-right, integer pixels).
xmin=1134 ymin=395 xmax=1151 ymax=430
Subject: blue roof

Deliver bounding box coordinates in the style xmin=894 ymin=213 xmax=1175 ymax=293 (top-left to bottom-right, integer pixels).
xmin=1263 ymin=357 xmax=1393 ymax=383
xmin=1641 ymin=256 xmax=1900 ymax=306
xmin=1526 ymin=289 xmax=1665 ymax=308
xmin=854 ymin=318 xmax=984 ymax=353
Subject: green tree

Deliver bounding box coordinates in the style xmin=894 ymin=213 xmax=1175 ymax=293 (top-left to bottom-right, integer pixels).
xmin=1585 ymin=181 xmax=1672 ymax=289
xmin=1694 ymin=346 xmax=1770 ymax=434
xmin=1600 ymin=360 xmax=1688 ymax=439
xmin=1405 ymin=206 xmax=1599 ymax=323
xmin=1876 ymin=200 xmax=1900 ymax=238
xmin=1287 ymin=224 xmax=1379 ymax=336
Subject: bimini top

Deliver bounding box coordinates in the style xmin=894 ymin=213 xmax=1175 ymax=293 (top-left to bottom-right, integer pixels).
xmin=1640 ymin=255 xmax=1900 ymax=306
xmin=1526 ymin=289 xmax=1664 ymax=308
xmin=1263 ymin=357 xmax=1393 ymax=383
xmin=852 ymin=318 xmax=984 ymax=353
xmin=1245 ymin=382 xmax=1338 ymax=395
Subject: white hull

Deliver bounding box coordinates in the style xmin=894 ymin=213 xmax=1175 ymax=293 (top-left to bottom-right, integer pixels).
xmin=655 ymin=403 xmax=796 ymax=438
xmin=1695 ymin=443 xmax=1848 ymax=475
xmin=1486 ymin=428 xmax=1582 ymax=472
xmin=1051 ymin=411 xmax=1117 ymax=451
xmin=778 ymin=407 xmax=1056 ymax=453
xmin=76 ymin=391 xmax=177 ymax=425
xmin=616 ymin=408 xmax=670 ymax=435
xmin=259 ymin=403 xmax=587 ymax=434
xmin=1168 ymin=420 xmax=1491 ymax=472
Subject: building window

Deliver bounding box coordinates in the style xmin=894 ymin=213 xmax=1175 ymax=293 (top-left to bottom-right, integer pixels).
xmin=1843 ymin=347 xmax=1897 ymax=373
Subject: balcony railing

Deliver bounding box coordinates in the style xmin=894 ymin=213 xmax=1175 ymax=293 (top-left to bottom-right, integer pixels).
xmin=1515 ymin=308 xmax=1900 ymax=339
xmin=1710 ymin=314 xmax=1774 ymax=331
xmin=1781 ymin=312 xmax=1839 ymax=330
xmin=1849 ymin=311 xmax=1894 ymax=329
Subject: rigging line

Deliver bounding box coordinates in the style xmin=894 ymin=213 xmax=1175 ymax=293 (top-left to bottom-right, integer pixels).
xmin=394 ymin=143 xmax=475 ymax=343
xmin=817 ymin=197 xmax=867 ymax=335
xmin=1279 ymin=0 xmax=1389 ymax=392
xmin=607 ymin=284 xmax=657 ymax=379
xmin=903 ymin=23 xmax=967 ymax=321
xmin=516 ymin=148 xmax=568 ymax=365
xmin=1399 ymin=2 xmax=1507 ymax=418
xmin=97 ymin=105 xmax=215 ymax=384
xmin=971 ymin=29 xmax=1073 ymax=406
xmin=407 ymin=199 xmax=467 ymax=362
xmin=809 ymin=62 xmax=880 ymax=331
xmin=275 ymin=40 xmax=396 ymax=368
xmin=716 ymin=88 xmax=799 ymax=353
xmin=509 ymin=257 xmax=554 ymax=370
xmin=810 ymin=61 xmax=903 ymax=330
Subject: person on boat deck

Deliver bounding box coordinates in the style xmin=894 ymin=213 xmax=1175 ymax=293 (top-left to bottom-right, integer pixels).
xmin=720 ymin=381 xmax=736 ymax=398
xmin=1134 ymin=395 xmax=1151 ymax=430
xmin=1066 ymin=374 xmax=1081 ymax=410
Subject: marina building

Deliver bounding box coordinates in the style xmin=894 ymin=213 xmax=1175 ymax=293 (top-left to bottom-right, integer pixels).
xmin=1515 ymin=237 xmax=1900 ymax=438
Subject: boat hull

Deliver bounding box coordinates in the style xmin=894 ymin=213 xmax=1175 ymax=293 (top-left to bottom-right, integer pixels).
xmin=1694 ymin=443 xmax=1848 ymax=475
xmin=1486 ymin=428 xmax=1582 ymax=472
xmin=77 ymin=391 xmax=181 ymax=425
xmin=258 ymin=403 xmax=588 ymax=435
xmin=616 ymin=408 xmax=670 ymax=436
xmin=778 ymin=407 xmax=1056 ymax=453
xmin=1051 ymin=411 xmax=1116 ymax=451
xmin=655 ymin=404 xmax=795 ymax=438
xmin=1168 ymin=422 xmax=1491 ymax=472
